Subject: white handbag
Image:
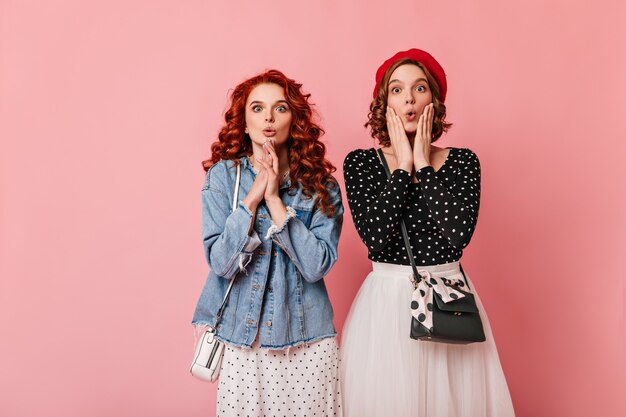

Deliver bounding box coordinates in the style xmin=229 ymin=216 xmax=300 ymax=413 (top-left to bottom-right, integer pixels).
xmin=190 ymin=164 xmax=240 ymax=382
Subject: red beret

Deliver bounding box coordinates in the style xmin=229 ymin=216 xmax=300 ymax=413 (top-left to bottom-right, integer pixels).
xmin=373 ymin=48 xmax=447 ymax=101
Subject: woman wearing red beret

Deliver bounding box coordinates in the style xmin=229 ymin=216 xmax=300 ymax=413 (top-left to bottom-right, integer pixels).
xmin=340 ymin=49 xmax=515 ymax=416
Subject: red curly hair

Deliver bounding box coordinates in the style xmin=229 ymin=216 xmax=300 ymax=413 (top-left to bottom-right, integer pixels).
xmin=203 ymin=69 xmax=338 ymax=216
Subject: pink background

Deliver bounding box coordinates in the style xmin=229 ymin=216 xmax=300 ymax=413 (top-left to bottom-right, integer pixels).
xmin=1 ymin=1 xmax=624 ymax=416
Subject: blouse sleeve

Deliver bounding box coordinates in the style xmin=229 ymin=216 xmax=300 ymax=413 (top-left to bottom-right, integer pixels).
xmin=343 ymin=149 xmax=412 ymax=252
xmin=415 ymin=148 xmax=481 ymax=249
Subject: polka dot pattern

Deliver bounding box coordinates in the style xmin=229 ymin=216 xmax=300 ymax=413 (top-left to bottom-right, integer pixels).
xmin=217 ymin=338 xmax=342 ymax=417
xmin=343 ymin=147 xmax=481 ymax=266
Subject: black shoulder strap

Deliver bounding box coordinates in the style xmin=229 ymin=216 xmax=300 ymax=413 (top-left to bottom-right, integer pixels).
xmin=376 ymin=148 xmax=421 ymax=282
xmin=375 ymin=148 xmax=470 ymax=289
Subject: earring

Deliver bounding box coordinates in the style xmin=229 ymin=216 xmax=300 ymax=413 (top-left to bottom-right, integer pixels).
xmin=244 ymin=126 xmax=249 ymax=134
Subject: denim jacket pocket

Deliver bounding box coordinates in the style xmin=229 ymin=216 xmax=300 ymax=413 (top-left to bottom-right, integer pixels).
xmin=293 ymin=207 xmax=313 ymax=228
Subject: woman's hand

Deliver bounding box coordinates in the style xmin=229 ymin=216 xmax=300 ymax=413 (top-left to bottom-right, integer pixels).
xmin=257 ymin=139 xmax=288 ymax=226
xmin=241 ymin=160 xmax=268 ymax=214
xmin=257 ymin=139 xmax=281 ymax=201
xmin=386 ymin=107 xmax=414 ymax=173
xmin=413 ymin=103 xmax=434 ymax=170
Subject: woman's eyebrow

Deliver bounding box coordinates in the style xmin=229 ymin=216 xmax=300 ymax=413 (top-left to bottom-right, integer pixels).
xmin=249 ymin=100 xmax=289 ymax=106
xmin=389 ymin=78 xmax=428 ymax=85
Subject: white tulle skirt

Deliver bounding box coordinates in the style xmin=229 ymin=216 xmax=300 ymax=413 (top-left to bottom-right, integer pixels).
xmin=340 ymin=261 xmax=515 ymax=417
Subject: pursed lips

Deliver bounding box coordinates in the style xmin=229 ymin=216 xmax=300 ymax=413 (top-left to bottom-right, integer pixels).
xmin=263 ymin=126 xmax=277 ymax=137
xmin=404 ymin=109 xmax=417 ymax=121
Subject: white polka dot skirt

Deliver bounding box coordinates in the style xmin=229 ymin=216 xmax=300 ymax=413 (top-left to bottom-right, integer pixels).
xmin=340 ymin=261 xmax=516 ymax=417
xmin=217 ymin=337 xmax=343 ymax=417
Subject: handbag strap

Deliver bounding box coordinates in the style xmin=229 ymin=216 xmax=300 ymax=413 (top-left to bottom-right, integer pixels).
xmin=213 ymin=163 xmax=241 ymax=327
xmin=376 ymin=148 xmax=421 ymax=283
xmin=375 ymin=148 xmax=471 ymax=289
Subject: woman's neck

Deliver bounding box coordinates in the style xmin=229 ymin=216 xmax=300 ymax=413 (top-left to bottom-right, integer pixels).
xmin=406 ymin=132 xmax=416 ymax=146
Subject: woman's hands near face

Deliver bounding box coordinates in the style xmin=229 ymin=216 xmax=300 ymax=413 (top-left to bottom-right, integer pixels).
xmin=242 ymin=161 xmax=268 ymax=212
xmin=256 ymin=139 xmax=288 ymax=225
xmin=386 ymin=107 xmax=414 ymax=172
xmin=413 ymin=103 xmax=434 ymax=170
xmin=256 ymin=139 xmax=280 ymax=201
xmin=384 ymin=103 xmax=435 ymax=173
xmin=242 ymin=138 xmax=285 ymax=214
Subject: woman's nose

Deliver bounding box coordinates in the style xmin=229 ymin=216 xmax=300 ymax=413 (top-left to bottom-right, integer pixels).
xmin=264 ymin=110 xmax=274 ymax=122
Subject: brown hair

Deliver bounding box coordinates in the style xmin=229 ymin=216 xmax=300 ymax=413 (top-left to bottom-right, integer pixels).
xmin=202 ymin=69 xmax=338 ymax=217
xmin=365 ymin=58 xmax=452 ymax=146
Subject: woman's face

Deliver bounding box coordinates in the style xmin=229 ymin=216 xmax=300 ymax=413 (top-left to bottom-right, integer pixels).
xmin=386 ymin=64 xmax=433 ymax=134
xmin=245 ymin=83 xmax=293 ymax=147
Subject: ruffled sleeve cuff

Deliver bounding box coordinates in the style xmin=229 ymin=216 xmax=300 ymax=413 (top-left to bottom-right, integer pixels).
xmin=264 ymin=206 xmax=297 ymax=240
xmin=238 ymin=230 xmax=261 ymax=273
xmin=238 ymin=200 xmax=255 ymax=217
xmin=234 ymin=201 xmax=262 ymax=273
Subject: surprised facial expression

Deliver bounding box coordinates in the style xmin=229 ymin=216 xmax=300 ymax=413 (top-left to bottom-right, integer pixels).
xmin=386 ymin=64 xmax=433 ymax=134
xmin=245 ymin=83 xmax=293 ymax=147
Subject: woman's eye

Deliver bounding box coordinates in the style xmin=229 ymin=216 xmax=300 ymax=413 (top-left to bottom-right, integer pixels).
xmin=252 ymin=105 xmax=262 ymax=112
xmin=276 ymin=105 xmax=288 ymax=113
xmin=416 ymin=85 xmax=427 ymax=93
xmin=391 ymin=87 xmax=401 ymax=94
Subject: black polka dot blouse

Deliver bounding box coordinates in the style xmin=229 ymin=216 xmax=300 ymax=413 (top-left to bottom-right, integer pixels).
xmin=343 ymin=147 xmax=481 ymax=266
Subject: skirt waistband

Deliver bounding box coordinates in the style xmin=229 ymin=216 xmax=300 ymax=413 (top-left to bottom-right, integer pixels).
xmin=372 ymin=261 xmax=461 ymax=278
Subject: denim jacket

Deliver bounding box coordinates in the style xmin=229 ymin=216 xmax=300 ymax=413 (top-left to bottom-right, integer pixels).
xmin=192 ymin=157 xmax=343 ymax=349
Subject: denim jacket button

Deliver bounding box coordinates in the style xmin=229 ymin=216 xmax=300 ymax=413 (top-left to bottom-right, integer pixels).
xmin=252 ymin=284 xmax=261 ymax=290
xmin=246 ymin=319 xmax=255 ymax=325
xmin=265 ymin=321 xmax=272 ymax=327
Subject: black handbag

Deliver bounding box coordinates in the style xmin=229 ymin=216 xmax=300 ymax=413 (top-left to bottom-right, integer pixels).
xmin=377 ymin=148 xmax=486 ymax=344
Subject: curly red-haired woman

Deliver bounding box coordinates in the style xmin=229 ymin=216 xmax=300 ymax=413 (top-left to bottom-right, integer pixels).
xmin=192 ymin=70 xmax=344 ymax=416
